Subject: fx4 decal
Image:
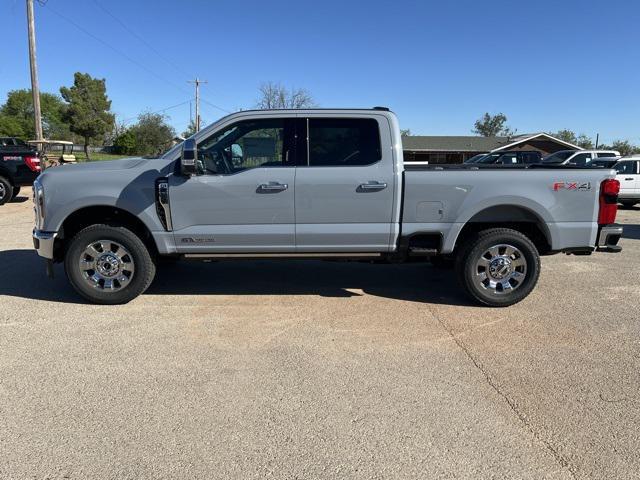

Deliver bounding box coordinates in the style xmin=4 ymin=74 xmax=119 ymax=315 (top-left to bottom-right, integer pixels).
xmin=553 ymin=182 xmax=592 ymax=192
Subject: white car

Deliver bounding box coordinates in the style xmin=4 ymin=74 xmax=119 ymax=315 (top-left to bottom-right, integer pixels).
xmin=614 ymin=157 xmax=640 ymax=207
xmin=543 ymin=150 xmax=620 ymax=166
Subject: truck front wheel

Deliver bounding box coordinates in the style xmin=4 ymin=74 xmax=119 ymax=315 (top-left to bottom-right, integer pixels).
xmin=64 ymin=224 xmax=156 ymax=305
xmin=455 ymin=228 xmax=540 ymax=307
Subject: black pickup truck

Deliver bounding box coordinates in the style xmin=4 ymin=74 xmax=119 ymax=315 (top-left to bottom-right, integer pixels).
xmin=0 ymin=137 xmax=41 ymax=205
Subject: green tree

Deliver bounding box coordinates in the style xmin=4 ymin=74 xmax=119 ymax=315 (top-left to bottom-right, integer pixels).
xmin=60 ymin=73 xmax=115 ymax=160
xmin=472 ymin=113 xmax=515 ymax=137
xmin=112 ymin=129 xmax=137 ymax=155
xmin=610 ymin=139 xmax=639 ymax=156
xmin=0 ymin=89 xmax=70 ymax=139
xmin=130 ymin=112 xmax=175 ymax=156
xmin=181 ymin=119 xmax=199 ymax=138
xmin=0 ymin=115 xmax=26 ymax=137
xmin=576 ymin=134 xmax=594 ymax=149
xmin=553 ymin=129 xmax=578 ymax=145
xmin=400 ymin=129 xmax=412 ymax=136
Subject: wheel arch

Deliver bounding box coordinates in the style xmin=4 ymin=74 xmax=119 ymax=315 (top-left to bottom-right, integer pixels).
xmin=452 ymin=204 xmax=553 ymax=255
xmin=55 ymin=205 xmax=159 ymax=261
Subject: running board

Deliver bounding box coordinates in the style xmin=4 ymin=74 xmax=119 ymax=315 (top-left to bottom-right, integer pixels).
xmin=183 ymin=252 xmax=382 ymax=259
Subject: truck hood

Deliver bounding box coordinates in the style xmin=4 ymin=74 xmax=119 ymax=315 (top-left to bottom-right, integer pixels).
xmin=53 ymin=157 xmax=150 ymax=172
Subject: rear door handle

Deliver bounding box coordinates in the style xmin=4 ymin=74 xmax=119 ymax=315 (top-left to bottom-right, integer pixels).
xmin=257 ymin=181 xmax=288 ymax=193
xmin=358 ymin=181 xmax=388 ymax=192
xmin=625 ymin=178 xmax=634 ymax=181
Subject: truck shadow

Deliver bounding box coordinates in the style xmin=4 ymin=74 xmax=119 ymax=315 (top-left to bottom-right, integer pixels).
xmin=0 ymin=250 xmax=472 ymax=307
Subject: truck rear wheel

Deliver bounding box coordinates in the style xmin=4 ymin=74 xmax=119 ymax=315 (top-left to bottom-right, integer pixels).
xmin=0 ymin=176 xmax=13 ymax=206
xmin=455 ymin=228 xmax=540 ymax=307
xmin=64 ymin=224 xmax=156 ymax=305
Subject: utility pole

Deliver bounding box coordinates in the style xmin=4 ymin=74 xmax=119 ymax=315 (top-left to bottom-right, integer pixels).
xmin=188 ymin=78 xmax=207 ymax=132
xmin=26 ymin=0 xmax=43 ymax=142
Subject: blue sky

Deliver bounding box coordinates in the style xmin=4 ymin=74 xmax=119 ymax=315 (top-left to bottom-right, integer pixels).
xmin=2 ymin=0 xmax=639 ymax=143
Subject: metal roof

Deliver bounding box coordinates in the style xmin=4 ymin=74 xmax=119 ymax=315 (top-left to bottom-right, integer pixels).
xmin=402 ymin=133 xmax=583 ymax=152
xmin=401 ymin=136 xmax=509 ymax=152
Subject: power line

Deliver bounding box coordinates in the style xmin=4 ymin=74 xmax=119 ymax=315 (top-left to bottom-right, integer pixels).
xmin=41 ymin=3 xmax=193 ymax=98
xmin=38 ymin=3 xmax=233 ymax=120
xmin=120 ymin=99 xmax=193 ymax=124
xmin=90 ymin=0 xmax=191 ymax=81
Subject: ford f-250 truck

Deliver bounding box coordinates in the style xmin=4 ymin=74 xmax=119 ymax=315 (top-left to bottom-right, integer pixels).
xmin=32 ymin=108 xmax=623 ymax=306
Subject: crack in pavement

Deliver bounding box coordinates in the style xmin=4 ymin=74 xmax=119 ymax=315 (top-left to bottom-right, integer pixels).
xmin=426 ymin=304 xmax=577 ymax=480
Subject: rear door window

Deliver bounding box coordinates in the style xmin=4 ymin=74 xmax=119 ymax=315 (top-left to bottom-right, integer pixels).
xmin=306 ymin=118 xmax=381 ymax=167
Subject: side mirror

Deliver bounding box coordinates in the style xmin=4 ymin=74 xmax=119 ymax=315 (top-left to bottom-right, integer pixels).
xmin=181 ymin=138 xmax=198 ymax=176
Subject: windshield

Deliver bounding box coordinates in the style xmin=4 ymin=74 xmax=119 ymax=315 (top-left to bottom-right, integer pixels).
xmin=542 ymin=151 xmax=574 ymax=163
xmin=464 ymin=154 xmax=487 ymax=163
xmin=476 ymin=153 xmax=503 ymax=164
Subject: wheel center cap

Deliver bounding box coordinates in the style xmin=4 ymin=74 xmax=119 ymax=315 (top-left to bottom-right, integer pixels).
xmin=489 ymin=257 xmax=513 ymax=279
xmin=97 ymin=254 xmax=120 ymax=277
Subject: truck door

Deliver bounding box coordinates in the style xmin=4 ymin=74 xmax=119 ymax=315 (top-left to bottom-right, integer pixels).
xmin=294 ymin=116 xmax=396 ymax=252
xmin=616 ymin=160 xmax=639 ymax=198
xmin=168 ymin=117 xmax=297 ymax=253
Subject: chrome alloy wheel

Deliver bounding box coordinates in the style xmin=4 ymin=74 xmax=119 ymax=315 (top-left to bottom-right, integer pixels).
xmin=475 ymin=244 xmax=527 ymax=294
xmin=0 ymin=182 xmax=6 ymax=201
xmin=78 ymin=240 xmax=135 ymax=291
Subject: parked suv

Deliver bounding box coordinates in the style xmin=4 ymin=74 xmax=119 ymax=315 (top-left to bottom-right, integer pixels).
xmin=614 ymin=157 xmax=640 ymax=207
xmin=0 ymin=137 xmax=41 ymax=205
xmin=542 ymin=150 xmax=620 ymax=166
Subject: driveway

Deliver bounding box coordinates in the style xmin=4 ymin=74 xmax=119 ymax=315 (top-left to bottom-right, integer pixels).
xmin=1 ymin=193 xmax=639 ymax=479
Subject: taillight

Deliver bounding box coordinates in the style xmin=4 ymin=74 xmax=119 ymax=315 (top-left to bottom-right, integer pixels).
xmin=598 ymin=179 xmax=619 ymax=225
xmin=24 ymin=156 xmax=41 ymax=172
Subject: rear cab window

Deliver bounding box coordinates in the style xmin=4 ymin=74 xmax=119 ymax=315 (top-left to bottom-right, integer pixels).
xmin=302 ymin=118 xmax=382 ymax=167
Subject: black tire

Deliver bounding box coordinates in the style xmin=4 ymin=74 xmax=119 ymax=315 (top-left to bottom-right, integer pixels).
xmin=455 ymin=228 xmax=541 ymax=307
xmin=0 ymin=176 xmax=13 ymax=206
xmin=10 ymin=186 xmax=21 ymax=201
xmin=620 ymin=200 xmax=637 ymax=208
xmin=64 ymin=224 xmax=156 ymax=305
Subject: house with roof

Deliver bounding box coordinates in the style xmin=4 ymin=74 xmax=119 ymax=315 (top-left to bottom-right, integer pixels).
xmin=402 ymin=133 xmax=582 ymax=164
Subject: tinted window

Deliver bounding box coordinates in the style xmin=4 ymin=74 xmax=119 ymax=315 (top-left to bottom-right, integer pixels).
xmin=308 ymin=118 xmax=381 ymax=167
xmin=521 ymin=152 xmax=541 ymax=164
xmin=597 ymin=152 xmax=617 ymax=158
xmin=615 ymin=161 xmax=638 ymax=175
xmin=197 ymin=118 xmax=293 ymax=175
xmin=497 ymin=153 xmax=518 ymax=164
xmin=569 ymin=153 xmax=592 ymax=166
xmin=543 ymin=151 xmax=574 ymax=163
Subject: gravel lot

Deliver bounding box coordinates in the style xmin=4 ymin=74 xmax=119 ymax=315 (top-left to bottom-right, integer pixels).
xmin=1 ymin=192 xmax=639 ymax=479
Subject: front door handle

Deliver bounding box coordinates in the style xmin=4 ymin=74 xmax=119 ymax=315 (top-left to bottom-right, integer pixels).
xmin=257 ymin=181 xmax=288 ymax=193
xmin=625 ymin=177 xmax=634 ymax=181
xmin=358 ymin=181 xmax=388 ymax=192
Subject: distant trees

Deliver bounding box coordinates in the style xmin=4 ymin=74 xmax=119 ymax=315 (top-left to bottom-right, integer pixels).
xmin=255 ymin=82 xmax=316 ymax=109
xmin=552 ymin=130 xmax=594 ymax=148
xmin=112 ymin=112 xmax=176 ymax=156
xmin=400 ymin=129 xmax=412 ymax=136
xmin=60 ymin=73 xmax=115 ymax=160
xmin=0 ymin=89 xmax=70 ymax=139
xmin=610 ymin=140 xmax=638 ymax=156
xmin=181 ymin=119 xmax=199 ymax=138
xmin=472 ymin=113 xmax=515 ymax=137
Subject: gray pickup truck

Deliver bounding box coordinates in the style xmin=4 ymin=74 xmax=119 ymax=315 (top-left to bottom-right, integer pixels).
xmin=32 ymin=108 xmax=623 ymax=306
